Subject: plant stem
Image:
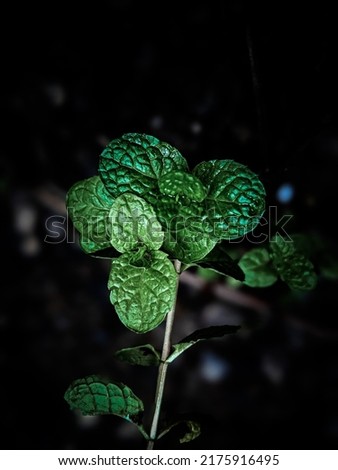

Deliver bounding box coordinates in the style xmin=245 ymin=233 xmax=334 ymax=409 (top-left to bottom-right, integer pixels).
xmin=147 ymin=259 xmax=181 ymax=450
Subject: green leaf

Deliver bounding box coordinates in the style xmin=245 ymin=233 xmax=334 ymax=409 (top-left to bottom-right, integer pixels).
xmin=162 ymin=226 xmax=217 ymax=264
xmin=158 ymin=170 xmax=207 ymax=202
xmin=158 ymin=204 xmax=217 ymax=264
xmin=195 ymin=242 xmax=245 ymax=281
xmin=64 ymin=375 xmax=144 ymax=424
xmin=193 ymin=160 xmax=266 ymax=240
xmin=167 ymin=325 xmax=240 ymax=363
xmin=99 ymin=133 xmax=188 ymax=201
xmin=179 ymin=324 xmax=240 ymax=343
xmin=109 ymin=193 xmax=164 ymax=253
xmin=66 ymin=176 xmax=115 ymax=253
xmin=196 ymin=266 xmax=221 ymax=281
xmin=158 ymin=420 xmax=201 ymax=444
xmin=108 ymin=251 xmax=178 ymax=333
xmin=270 ymin=235 xmax=318 ymax=290
xmin=114 ymin=344 xmax=160 ymax=366
xmin=238 ymin=247 xmax=278 ymax=287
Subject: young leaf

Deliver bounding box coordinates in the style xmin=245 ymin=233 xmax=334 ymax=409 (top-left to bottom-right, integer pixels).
xmin=270 ymin=235 xmax=317 ymax=290
xmin=238 ymin=247 xmax=278 ymax=287
xmin=66 ymin=176 xmax=115 ymax=253
xmin=167 ymin=325 xmax=240 ymax=363
xmin=108 ymin=251 xmax=178 ymax=333
xmin=158 ymin=420 xmax=201 ymax=444
xmin=195 ymin=242 xmax=245 ymax=281
xmin=64 ymin=375 xmax=144 ymax=424
xmin=98 ymin=133 xmax=188 ymax=201
xmin=193 ymin=160 xmax=266 ymax=240
xmin=109 ymin=193 xmax=164 ymax=253
xmin=114 ymin=344 xmax=160 ymax=366
xmin=158 ymin=170 xmax=207 ymax=202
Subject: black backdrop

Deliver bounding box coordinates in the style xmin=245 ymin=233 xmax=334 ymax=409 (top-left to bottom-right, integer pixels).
xmin=2 ymin=1 xmax=338 ymax=450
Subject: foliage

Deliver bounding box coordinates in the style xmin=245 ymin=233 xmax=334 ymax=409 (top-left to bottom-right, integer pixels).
xmin=238 ymin=235 xmax=318 ymax=290
xmin=66 ymin=132 xmax=265 ymax=334
xmin=64 ymin=133 xmax=317 ymax=447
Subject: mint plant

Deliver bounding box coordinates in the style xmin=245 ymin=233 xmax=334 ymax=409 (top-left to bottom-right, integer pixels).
xmin=238 ymin=234 xmax=318 ymax=290
xmin=64 ymin=132 xmax=273 ymax=448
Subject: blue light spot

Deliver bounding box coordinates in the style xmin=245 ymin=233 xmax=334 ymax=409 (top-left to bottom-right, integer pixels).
xmin=276 ymin=183 xmax=294 ymax=204
xmin=199 ymin=351 xmax=230 ymax=382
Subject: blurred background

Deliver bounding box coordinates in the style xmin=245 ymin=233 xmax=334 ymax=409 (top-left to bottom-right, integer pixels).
xmin=2 ymin=0 xmax=338 ymax=450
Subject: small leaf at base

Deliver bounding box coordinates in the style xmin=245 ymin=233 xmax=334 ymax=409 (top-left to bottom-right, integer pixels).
xmin=114 ymin=344 xmax=161 ymax=366
xmin=64 ymin=375 xmax=144 ymax=425
xmin=158 ymin=420 xmax=201 ymax=444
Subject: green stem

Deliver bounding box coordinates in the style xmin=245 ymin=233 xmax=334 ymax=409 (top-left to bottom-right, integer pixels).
xmin=147 ymin=259 xmax=181 ymax=450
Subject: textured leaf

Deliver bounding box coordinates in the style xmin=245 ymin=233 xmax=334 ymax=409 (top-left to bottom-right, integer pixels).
xmin=195 ymin=242 xmax=245 ymax=281
xmin=158 ymin=420 xmax=201 ymax=444
xmin=108 ymin=251 xmax=178 ymax=333
xmin=162 ymin=228 xmax=217 ymax=264
xmin=158 ymin=170 xmax=207 ymax=202
xmin=66 ymin=176 xmax=115 ymax=253
xmin=99 ymin=133 xmax=188 ymax=201
xmin=158 ymin=204 xmax=217 ymax=264
xmin=239 ymin=247 xmax=278 ymax=287
xmin=167 ymin=325 xmax=240 ymax=363
xmin=64 ymin=375 xmax=143 ymax=424
xmin=270 ymin=235 xmax=317 ymax=290
xmin=109 ymin=193 xmax=164 ymax=253
xmin=114 ymin=344 xmax=160 ymax=366
xmin=193 ymin=160 xmax=266 ymax=239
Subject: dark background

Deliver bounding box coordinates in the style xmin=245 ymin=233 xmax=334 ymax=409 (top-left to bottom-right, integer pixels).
xmin=2 ymin=1 xmax=338 ymax=450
